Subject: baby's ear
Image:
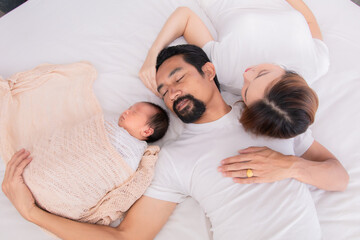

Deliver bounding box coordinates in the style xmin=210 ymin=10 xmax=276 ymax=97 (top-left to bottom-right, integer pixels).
xmin=142 ymin=127 xmax=154 ymax=138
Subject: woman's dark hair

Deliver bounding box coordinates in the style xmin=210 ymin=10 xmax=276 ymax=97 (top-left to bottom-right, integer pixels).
xmin=156 ymin=44 xmax=220 ymax=92
xmin=240 ymin=71 xmax=319 ymax=139
xmin=143 ymin=102 xmax=170 ymax=143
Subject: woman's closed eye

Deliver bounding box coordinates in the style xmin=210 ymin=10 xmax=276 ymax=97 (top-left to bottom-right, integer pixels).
xmin=255 ymin=70 xmax=269 ymax=79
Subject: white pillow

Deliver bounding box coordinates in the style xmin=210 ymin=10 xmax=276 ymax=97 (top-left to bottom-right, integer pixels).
xmin=200 ymin=1 xmax=329 ymax=90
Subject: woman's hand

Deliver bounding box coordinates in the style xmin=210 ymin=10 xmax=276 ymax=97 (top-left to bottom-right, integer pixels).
xmin=139 ymin=51 xmax=161 ymax=97
xmin=2 ymin=149 xmax=37 ymax=221
xmin=218 ymin=147 xmax=296 ymax=184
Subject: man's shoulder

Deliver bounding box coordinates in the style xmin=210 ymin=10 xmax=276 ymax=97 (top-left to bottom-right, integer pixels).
xmin=158 ymin=137 xmax=187 ymax=160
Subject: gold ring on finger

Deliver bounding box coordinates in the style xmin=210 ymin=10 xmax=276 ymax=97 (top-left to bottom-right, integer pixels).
xmin=246 ymin=169 xmax=254 ymax=178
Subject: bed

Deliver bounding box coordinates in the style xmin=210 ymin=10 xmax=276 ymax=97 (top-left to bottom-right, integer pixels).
xmin=0 ymin=0 xmax=359 ymax=239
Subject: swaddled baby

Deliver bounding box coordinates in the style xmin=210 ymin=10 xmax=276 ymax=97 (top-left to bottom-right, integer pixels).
xmin=104 ymin=101 xmax=169 ymax=171
xmin=0 ymin=61 xmax=169 ymax=225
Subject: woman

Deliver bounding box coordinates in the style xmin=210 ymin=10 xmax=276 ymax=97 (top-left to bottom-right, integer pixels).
xmin=139 ymin=0 xmax=327 ymax=139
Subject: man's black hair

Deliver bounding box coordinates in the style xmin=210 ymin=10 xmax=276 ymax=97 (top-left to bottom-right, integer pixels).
xmin=156 ymin=44 xmax=220 ymax=92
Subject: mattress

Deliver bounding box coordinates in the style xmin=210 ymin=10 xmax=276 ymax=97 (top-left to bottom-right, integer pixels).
xmin=0 ymin=0 xmax=359 ymax=239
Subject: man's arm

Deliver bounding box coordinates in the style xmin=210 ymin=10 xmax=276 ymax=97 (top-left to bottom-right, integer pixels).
xmin=2 ymin=149 xmax=177 ymax=240
xmin=30 ymin=196 xmax=176 ymax=240
xmin=286 ymin=0 xmax=323 ymax=40
xmin=139 ymin=6 xmax=214 ymax=95
xmin=219 ymin=141 xmax=349 ymax=191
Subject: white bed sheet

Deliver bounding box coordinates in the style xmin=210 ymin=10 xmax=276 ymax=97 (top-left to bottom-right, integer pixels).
xmin=0 ymin=0 xmax=359 ymax=239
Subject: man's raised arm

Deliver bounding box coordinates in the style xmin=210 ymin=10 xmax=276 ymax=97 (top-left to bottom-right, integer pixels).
xmin=139 ymin=6 xmax=214 ymax=95
xmin=2 ymin=149 xmax=176 ymax=240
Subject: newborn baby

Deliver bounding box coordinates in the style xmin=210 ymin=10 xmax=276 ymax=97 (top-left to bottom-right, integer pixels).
xmin=104 ymin=101 xmax=169 ymax=171
xmin=0 ymin=61 xmax=169 ymax=224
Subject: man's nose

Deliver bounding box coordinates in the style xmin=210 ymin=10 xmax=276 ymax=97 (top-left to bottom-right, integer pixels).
xmin=169 ymin=86 xmax=181 ymax=101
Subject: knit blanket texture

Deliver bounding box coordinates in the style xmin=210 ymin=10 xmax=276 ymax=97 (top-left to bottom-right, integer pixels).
xmin=0 ymin=62 xmax=159 ymax=224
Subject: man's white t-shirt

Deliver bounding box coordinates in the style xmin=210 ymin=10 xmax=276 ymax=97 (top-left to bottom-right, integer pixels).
xmin=145 ymin=106 xmax=320 ymax=240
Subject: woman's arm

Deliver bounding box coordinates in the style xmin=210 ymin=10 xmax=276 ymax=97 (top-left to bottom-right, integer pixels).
xmin=219 ymin=141 xmax=349 ymax=191
xmin=139 ymin=7 xmax=214 ymax=95
xmin=2 ymin=150 xmax=177 ymax=240
xmin=286 ymin=0 xmax=323 ymax=40
xmin=292 ymin=141 xmax=349 ymax=191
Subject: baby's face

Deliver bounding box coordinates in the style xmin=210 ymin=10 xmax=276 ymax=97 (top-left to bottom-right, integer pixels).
xmin=118 ymin=102 xmax=156 ymax=140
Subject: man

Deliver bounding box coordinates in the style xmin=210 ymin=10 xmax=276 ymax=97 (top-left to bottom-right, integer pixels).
xmin=2 ymin=45 xmax=348 ymax=240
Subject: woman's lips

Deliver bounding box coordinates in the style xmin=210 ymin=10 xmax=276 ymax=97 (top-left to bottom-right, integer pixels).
xmin=245 ymin=67 xmax=252 ymax=73
xmin=176 ymin=99 xmax=189 ymax=111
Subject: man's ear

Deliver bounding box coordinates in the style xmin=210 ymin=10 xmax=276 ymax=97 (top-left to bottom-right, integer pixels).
xmin=141 ymin=126 xmax=154 ymax=138
xmin=201 ymin=62 xmax=216 ymax=82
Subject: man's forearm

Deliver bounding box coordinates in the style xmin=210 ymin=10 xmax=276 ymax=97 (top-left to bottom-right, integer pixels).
xmin=291 ymin=157 xmax=349 ymax=191
xmin=30 ymin=207 xmax=123 ymax=240
xmin=148 ymin=7 xmax=192 ymax=56
xmin=149 ymin=7 xmax=213 ymax=56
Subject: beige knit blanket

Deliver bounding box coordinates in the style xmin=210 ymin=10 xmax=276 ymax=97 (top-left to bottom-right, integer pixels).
xmin=0 ymin=62 xmax=159 ymax=224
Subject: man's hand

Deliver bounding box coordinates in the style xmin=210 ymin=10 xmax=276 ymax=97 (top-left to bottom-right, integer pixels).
xmin=139 ymin=51 xmax=161 ymax=98
xmin=218 ymin=147 xmax=296 ymax=184
xmin=2 ymin=149 xmax=37 ymax=221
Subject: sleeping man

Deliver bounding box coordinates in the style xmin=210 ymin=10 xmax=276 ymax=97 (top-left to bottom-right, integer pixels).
xmin=2 ymin=43 xmax=348 ymax=239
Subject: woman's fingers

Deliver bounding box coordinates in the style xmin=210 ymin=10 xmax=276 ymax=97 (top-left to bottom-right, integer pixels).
xmin=221 ymin=154 xmax=253 ymax=165
xmin=233 ymin=177 xmax=261 ymax=184
xmin=222 ymin=169 xmax=258 ymax=178
xmin=238 ymin=146 xmax=267 ymax=154
xmin=218 ymin=162 xmax=254 ymax=172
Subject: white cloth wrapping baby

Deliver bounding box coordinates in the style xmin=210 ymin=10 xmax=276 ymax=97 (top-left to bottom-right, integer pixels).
xmin=0 ymin=62 xmax=159 ymax=224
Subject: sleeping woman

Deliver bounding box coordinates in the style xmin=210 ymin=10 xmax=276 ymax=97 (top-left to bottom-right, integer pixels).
xmin=139 ymin=0 xmax=327 ymax=139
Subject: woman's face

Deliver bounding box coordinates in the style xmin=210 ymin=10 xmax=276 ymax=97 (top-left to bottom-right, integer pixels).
xmin=241 ymin=63 xmax=285 ymax=106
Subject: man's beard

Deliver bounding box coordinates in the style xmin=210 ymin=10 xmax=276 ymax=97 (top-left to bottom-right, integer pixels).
xmin=173 ymin=94 xmax=206 ymax=123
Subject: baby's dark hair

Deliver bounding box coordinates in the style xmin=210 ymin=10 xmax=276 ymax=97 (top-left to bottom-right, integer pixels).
xmin=142 ymin=102 xmax=169 ymax=143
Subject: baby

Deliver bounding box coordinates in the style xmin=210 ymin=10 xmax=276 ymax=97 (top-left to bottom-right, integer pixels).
xmin=0 ymin=62 xmax=170 ymax=224
xmin=104 ymin=101 xmax=169 ymax=171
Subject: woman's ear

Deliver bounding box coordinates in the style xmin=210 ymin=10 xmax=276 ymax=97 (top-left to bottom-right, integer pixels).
xmin=201 ymin=62 xmax=216 ymax=81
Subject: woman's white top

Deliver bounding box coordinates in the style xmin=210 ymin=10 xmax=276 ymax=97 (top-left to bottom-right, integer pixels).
xmin=202 ymin=9 xmax=329 ymax=94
